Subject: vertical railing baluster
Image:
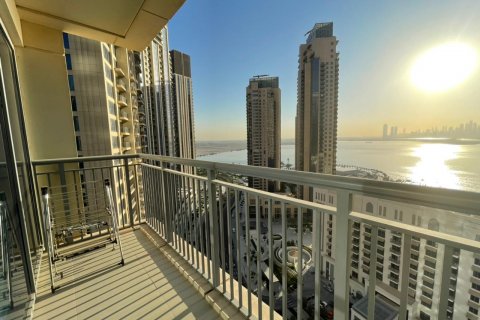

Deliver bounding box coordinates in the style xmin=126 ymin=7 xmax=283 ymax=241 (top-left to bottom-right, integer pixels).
xmin=334 ymin=191 xmax=352 ymax=319
xmin=123 ymin=158 xmax=133 ymax=227
xmin=172 ymin=173 xmax=180 ymax=250
xmin=198 ymin=179 xmax=205 ymax=275
xmin=245 ymin=192 xmax=252 ymax=316
xmin=183 ymin=175 xmax=190 ymax=261
xmin=204 ymin=180 xmax=211 ymax=281
xmin=281 ymin=201 xmax=287 ymax=318
xmin=255 ymin=195 xmax=262 ymax=320
xmin=227 ymin=188 xmax=234 ymax=299
xmin=399 ymin=233 xmax=412 ymax=319
xmin=235 ymin=189 xmax=242 ymax=308
xmin=187 ymin=176 xmax=194 ymax=265
xmin=219 ymin=185 xmax=226 ymax=292
xmin=314 ymin=209 xmax=322 ymax=320
xmin=367 ymin=225 xmax=379 ymax=320
xmin=268 ymin=198 xmax=274 ymax=320
xmin=192 ymin=177 xmax=199 ymax=270
xmin=160 ymin=168 xmax=167 ymax=237
xmin=438 ymin=244 xmax=454 ymax=320
xmin=297 ymin=205 xmax=303 ymax=320
xmin=207 ymin=168 xmax=220 ymax=287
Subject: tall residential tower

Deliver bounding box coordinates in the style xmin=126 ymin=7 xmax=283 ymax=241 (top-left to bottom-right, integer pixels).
xmin=295 ymin=22 xmax=339 ymax=200
xmin=246 ymin=76 xmax=281 ymax=191
xmin=170 ymin=50 xmax=196 ymax=165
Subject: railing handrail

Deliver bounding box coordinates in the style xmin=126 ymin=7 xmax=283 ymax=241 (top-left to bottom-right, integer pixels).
xmin=32 ymin=154 xmax=139 ymax=165
xmin=32 ymin=153 xmax=480 ymax=216
xmin=140 ymin=153 xmax=480 ymax=216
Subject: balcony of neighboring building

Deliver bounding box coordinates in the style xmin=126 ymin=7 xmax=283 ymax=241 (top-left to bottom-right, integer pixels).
xmin=116 ymin=79 xmax=127 ymax=93
xmin=119 ymin=111 xmax=129 ymax=122
xmin=114 ymin=67 xmax=126 ymax=79
xmin=118 ymin=95 xmax=128 ymax=108
xmin=121 ymin=126 xmax=130 ymax=136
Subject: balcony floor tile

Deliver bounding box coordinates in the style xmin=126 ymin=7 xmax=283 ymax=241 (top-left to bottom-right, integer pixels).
xmin=34 ymin=229 xmax=220 ymax=319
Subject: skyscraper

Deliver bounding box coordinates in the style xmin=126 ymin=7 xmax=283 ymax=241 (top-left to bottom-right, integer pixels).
xmin=170 ymin=50 xmax=196 ymax=167
xmin=140 ymin=29 xmax=196 ymax=167
xmin=140 ymin=28 xmax=174 ymax=156
xmin=295 ymin=22 xmax=339 ymax=200
xmin=246 ymin=76 xmax=281 ymax=191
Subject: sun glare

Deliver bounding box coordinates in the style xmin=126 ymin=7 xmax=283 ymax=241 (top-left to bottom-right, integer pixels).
xmin=410 ymin=42 xmax=478 ymax=92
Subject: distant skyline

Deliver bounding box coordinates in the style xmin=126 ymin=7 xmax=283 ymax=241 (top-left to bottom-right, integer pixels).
xmin=169 ymin=1 xmax=480 ymax=140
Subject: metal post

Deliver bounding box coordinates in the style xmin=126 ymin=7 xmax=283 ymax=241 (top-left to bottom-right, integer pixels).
xmin=399 ymin=234 xmax=412 ymax=319
xmin=105 ymin=179 xmax=125 ymax=266
xmin=123 ymin=159 xmax=134 ymax=227
xmin=438 ymin=245 xmax=453 ymax=320
xmin=367 ymin=225 xmax=379 ymax=320
xmin=334 ymin=191 xmax=352 ymax=320
xmin=207 ymin=168 xmax=220 ymax=287
xmin=159 ymin=161 xmax=172 ymax=242
xmin=314 ymin=209 xmax=322 ymax=320
xmin=58 ymin=163 xmax=69 ymax=225
xmin=41 ymin=187 xmax=56 ymax=293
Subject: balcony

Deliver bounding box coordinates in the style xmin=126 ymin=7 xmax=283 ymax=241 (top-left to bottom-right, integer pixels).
xmin=121 ymin=126 xmax=130 ymax=136
xmin=114 ymin=67 xmax=125 ymax=78
xmin=116 ymin=80 xmax=127 ymax=93
xmin=123 ymin=141 xmax=131 ymax=150
xmin=119 ymin=111 xmax=129 ymax=122
xmin=118 ymin=96 xmax=128 ymax=108
xmin=4 ymin=153 xmax=477 ymax=320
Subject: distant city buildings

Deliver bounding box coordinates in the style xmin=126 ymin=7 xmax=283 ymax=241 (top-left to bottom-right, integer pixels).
xmin=295 ymin=22 xmax=339 ymax=201
xmin=382 ymin=121 xmax=480 ymax=139
xmin=246 ymin=76 xmax=281 ymax=191
xmin=383 ymin=124 xmax=389 ymax=139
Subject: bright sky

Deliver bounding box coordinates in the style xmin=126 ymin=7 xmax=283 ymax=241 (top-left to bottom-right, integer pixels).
xmin=168 ymin=0 xmax=480 ymax=140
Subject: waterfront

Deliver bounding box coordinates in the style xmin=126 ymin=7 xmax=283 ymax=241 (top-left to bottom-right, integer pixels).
xmin=198 ymin=140 xmax=480 ymax=192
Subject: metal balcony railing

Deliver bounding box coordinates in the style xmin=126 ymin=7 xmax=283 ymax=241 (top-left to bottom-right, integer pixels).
xmin=31 ymin=154 xmax=480 ymax=320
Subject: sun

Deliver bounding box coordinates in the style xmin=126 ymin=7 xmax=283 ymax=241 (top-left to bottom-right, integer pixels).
xmin=410 ymin=42 xmax=478 ymax=92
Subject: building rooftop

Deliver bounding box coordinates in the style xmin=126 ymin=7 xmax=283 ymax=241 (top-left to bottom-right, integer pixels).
xmin=248 ymin=75 xmax=279 ymax=88
xmin=352 ymin=295 xmax=398 ymax=320
xmin=306 ymin=22 xmax=334 ymax=43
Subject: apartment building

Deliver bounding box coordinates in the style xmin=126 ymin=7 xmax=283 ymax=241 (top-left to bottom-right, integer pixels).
xmin=246 ymin=76 xmax=281 ymax=191
xmin=313 ymin=188 xmax=480 ymax=320
xmin=64 ymin=33 xmax=143 ymax=226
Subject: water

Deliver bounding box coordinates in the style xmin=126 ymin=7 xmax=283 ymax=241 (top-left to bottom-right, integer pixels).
xmin=198 ymin=140 xmax=480 ymax=192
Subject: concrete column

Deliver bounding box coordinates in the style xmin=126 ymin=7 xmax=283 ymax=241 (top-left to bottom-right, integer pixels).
xmin=15 ymin=21 xmax=76 ymax=160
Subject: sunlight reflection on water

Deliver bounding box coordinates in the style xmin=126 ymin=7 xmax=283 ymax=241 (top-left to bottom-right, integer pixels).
xmin=409 ymin=144 xmax=462 ymax=189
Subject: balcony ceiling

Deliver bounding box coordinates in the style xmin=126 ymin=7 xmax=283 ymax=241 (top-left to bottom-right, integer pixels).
xmin=15 ymin=0 xmax=185 ymax=50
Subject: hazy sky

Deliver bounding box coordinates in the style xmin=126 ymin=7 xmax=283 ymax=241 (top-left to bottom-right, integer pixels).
xmin=169 ymin=1 xmax=480 ymax=140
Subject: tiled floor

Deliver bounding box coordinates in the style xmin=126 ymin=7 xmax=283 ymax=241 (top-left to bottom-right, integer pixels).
xmin=34 ymin=229 xmax=220 ymax=319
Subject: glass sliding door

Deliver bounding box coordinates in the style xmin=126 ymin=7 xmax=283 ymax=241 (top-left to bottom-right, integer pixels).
xmin=0 ymin=24 xmax=40 ymax=310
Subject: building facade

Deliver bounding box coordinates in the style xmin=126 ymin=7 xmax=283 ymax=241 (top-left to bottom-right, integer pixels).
xmin=246 ymin=76 xmax=281 ymax=191
xmin=295 ymin=22 xmax=339 ymax=200
xmin=64 ymin=33 xmax=143 ymax=226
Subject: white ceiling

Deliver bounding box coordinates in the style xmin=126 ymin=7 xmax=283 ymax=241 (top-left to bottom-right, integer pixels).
xmin=15 ymin=0 xmax=185 ymax=50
